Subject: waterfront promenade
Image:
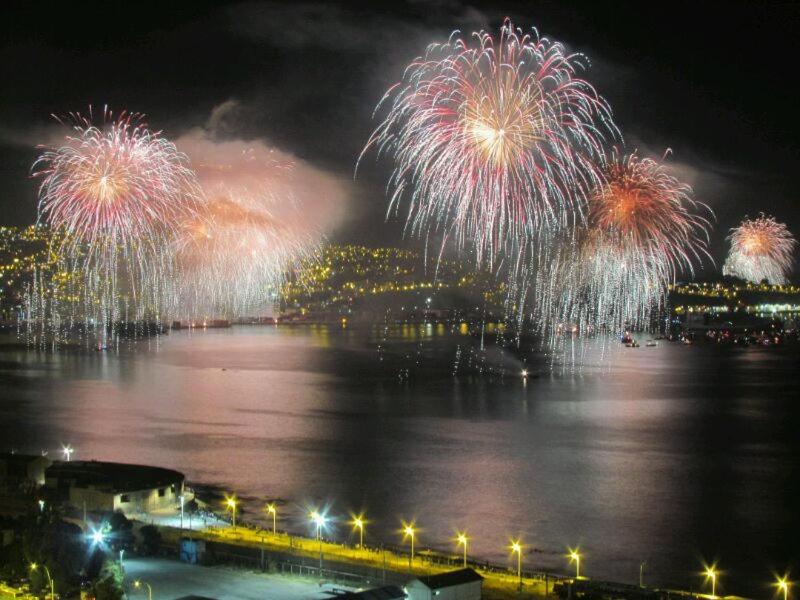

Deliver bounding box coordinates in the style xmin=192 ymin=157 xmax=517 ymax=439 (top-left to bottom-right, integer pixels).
xmin=156 ymin=522 xmax=557 ymax=599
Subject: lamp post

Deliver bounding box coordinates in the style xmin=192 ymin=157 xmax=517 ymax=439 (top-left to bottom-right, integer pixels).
xmin=457 ymin=532 xmax=468 ymax=568
xmin=705 ymin=566 xmax=718 ymax=598
xmin=179 ymin=494 xmax=185 ymax=529
xmin=352 ymin=515 xmax=365 ymax=549
xmin=30 ymin=563 xmax=54 ymax=600
xmin=510 ymin=540 xmax=523 ymax=588
xmin=403 ymin=523 xmax=416 ymax=569
xmin=266 ymin=503 xmax=277 ymax=534
xmin=775 ymin=575 xmax=791 ymax=600
xmin=569 ymin=549 xmax=582 ymax=579
xmin=225 ymin=496 xmax=238 ymax=532
xmin=310 ymin=511 xmax=327 ymax=577
xmin=61 ymin=444 xmax=74 ymax=461
xmin=134 ymin=579 xmax=153 ymax=600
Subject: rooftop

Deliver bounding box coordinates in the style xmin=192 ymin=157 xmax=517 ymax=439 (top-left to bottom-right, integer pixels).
xmin=46 ymin=460 xmax=184 ymax=493
xmin=415 ymin=568 xmax=483 ymax=590
xmin=334 ymin=585 xmax=406 ymax=600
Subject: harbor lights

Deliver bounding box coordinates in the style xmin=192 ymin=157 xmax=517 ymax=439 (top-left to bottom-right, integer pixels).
xmin=568 ymin=548 xmax=582 ymax=579
xmin=456 ymin=532 xmax=469 ymax=567
xmin=265 ymin=502 xmax=277 ymax=534
xmin=350 ymin=513 xmax=366 ymax=548
xmin=775 ymin=575 xmax=791 ymax=600
xmin=510 ymin=539 xmax=523 ymax=587
xmin=704 ymin=564 xmax=719 ymax=598
xmin=402 ymin=521 xmax=416 ymax=567
xmin=225 ymin=495 xmax=238 ymax=531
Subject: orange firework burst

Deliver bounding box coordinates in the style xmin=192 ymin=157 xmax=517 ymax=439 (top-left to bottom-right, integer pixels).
xmin=589 ymin=152 xmax=711 ymax=273
xmin=723 ymin=214 xmax=796 ymax=284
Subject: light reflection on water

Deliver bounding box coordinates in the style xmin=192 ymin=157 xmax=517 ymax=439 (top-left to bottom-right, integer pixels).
xmin=1 ymin=325 xmax=798 ymax=595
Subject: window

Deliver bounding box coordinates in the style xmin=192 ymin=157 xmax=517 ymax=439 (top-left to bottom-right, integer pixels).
xmin=158 ymin=488 xmax=165 ymax=497
xmin=120 ymin=494 xmax=130 ymax=503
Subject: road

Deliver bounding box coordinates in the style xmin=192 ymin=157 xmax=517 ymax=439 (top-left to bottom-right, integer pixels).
xmin=123 ymin=557 xmax=357 ymax=600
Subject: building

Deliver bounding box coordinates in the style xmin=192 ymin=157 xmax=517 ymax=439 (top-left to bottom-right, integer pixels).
xmin=45 ymin=460 xmax=184 ymax=516
xmin=336 ymin=586 xmax=407 ymax=600
xmin=405 ymin=569 xmax=483 ymax=600
xmin=0 ymin=452 xmax=52 ymax=490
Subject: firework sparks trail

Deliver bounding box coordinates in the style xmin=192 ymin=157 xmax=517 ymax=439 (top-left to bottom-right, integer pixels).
xmin=722 ymin=215 xmax=796 ymax=284
xmin=31 ymin=108 xmax=201 ymax=345
xmin=360 ymin=18 xmax=619 ymax=269
xmin=173 ymin=138 xmax=319 ymax=318
xmin=530 ymin=151 xmax=712 ymax=352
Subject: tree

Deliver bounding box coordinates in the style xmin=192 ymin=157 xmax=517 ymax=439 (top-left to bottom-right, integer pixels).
xmin=138 ymin=525 xmax=162 ymax=556
xmin=93 ymin=559 xmax=125 ymax=600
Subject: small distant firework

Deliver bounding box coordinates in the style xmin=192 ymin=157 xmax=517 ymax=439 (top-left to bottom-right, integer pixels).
xmin=723 ymin=215 xmax=796 ymax=284
xmin=532 ymin=152 xmax=711 ymax=349
xmin=361 ymin=19 xmax=617 ymax=268
xmin=31 ymin=108 xmax=200 ymax=345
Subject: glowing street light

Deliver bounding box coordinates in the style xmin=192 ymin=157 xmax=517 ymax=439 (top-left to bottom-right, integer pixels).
xmin=61 ymin=444 xmax=74 ymax=461
xmin=225 ymin=495 xmax=238 ymax=531
xmin=775 ymin=575 xmax=791 ymax=600
xmin=310 ymin=510 xmax=328 ymax=576
xmin=89 ymin=528 xmax=106 ymax=545
xmin=351 ymin=514 xmax=366 ymax=548
xmin=704 ymin=565 xmax=719 ymax=598
xmin=402 ymin=522 xmax=416 ymax=567
xmin=30 ymin=563 xmax=55 ymax=600
xmin=456 ymin=532 xmax=469 ymax=568
xmin=134 ymin=579 xmax=153 ymax=600
xmin=265 ymin=502 xmax=277 ymax=534
xmin=510 ymin=539 xmax=523 ymax=586
xmin=569 ymin=548 xmax=582 ymax=579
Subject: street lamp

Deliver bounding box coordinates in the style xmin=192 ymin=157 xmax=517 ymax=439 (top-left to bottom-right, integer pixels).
xmin=225 ymin=495 xmax=238 ymax=531
xmin=775 ymin=575 xmax=791 ymax=600
xmin=134 ymin=579 xmax=153 ymax=600
xmin=266 ymin=502 xmax=277 ymax=534
xmin=310 ymin=510 xmax=327 ymax=576
xmin=510 ymin=540 xmax=523 ymax=587
xmin=456 ymin=532 xmax=469 ymax=568
xmin=29 ymin=563 xmax=55 ymax=600
xmin=569 ymin=548 xmax=582 ymax=579
xmin=61 ymin=444 xmax=74 ymax=461
xmin=351 ymin=514 xmax=366 ymax=548
xmin=704 ymin=565 xmax=719 ymax=598
xmin=402 ymin=522 xmax=416 ymax=567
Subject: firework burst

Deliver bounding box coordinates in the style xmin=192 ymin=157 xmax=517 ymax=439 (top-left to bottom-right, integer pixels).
xmin=361 ymin=18 xmax=618 ymax=268
xmin=532 ymin=151 xmax=712 ymax=348
xmin=31 ymin=108 xmax=200 ymax=345
xmin=173 ymin=139 xmax=317 ymax=318
xmin=723 ymin=215 xmax=796 ymax=284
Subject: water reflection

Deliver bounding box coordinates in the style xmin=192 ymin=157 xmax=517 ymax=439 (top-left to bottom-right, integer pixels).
xmin=0 ymin=326 xmax=798 ymax=595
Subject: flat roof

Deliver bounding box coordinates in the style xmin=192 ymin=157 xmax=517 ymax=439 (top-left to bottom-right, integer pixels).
xmin=415 ymin=568 xmax=483 ymax=590
xmin=335 ymin=586 xmax=406 ymax=600
xmin=46 ymin=460 xmax=184 ymax=494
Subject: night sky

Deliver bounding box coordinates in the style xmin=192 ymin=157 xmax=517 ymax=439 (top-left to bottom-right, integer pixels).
xmin=2 ymin=1 xmax=798 ymax=276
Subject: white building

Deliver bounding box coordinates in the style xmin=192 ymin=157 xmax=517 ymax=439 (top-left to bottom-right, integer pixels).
xmin=405 ymin=568 xmax=483 ymax=600
xmin=45 ymin=460 xmax=184 ymax=516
